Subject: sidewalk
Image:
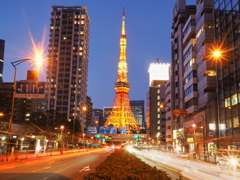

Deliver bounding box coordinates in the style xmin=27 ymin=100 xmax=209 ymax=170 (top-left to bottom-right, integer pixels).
xmin=0 ymin=148 xmax=89 ymax=163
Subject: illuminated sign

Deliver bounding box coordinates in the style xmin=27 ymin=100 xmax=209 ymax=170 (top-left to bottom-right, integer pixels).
xmin=99 ymin=126 xmax=117 ymax=134
xmin=87 ymin=126 xmax=97 ymax=134
xmin=209 ymin=124 xmax=216 ymax=130
xmin=219 ymin=124 xmax=226 ymax=130
xmin=148 ymin=63 xmax=170 ymax=85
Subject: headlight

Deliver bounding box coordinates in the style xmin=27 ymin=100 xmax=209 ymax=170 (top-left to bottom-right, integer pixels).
xmin=229 ymin=158 xmax=238 ymax=166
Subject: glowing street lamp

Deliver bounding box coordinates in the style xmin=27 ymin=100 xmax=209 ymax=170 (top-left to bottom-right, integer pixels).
xmin=81 ymin=106 xmax=87 ymax=133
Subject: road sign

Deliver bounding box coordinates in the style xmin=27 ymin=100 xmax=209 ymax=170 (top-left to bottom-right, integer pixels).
xmin=99 ymin=126 xmax=117 ymax=134
xmin=181 ymin=110 xmax=188 ymax=116
xmin=87 ymin=126 xmax=97 ymax=134
xmin=173 ymin=109 xmax=181 ymax=116
xmin=15 ymin=81 xmax=45 ymax=98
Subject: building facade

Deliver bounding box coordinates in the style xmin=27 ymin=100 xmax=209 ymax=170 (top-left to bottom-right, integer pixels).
xmin=46 ymin=6 xmax=90 ymax=133
xmin=0 ymin=39 xmax=5 ymax=83
xmin=214 ymin=0 xmax=240 ymax=149
xmin=171 ymin=0 xmax=197 ymax=153
xmin=130 ymin=100 xmax=145 ymax=129
xmin=146 ymin=61 xmax=170 ymax=142
xmin=92 ymin=109 xmax=104 ymax=127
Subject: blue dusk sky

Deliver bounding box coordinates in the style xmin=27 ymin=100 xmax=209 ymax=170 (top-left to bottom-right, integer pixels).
xmin=0 ymin=0 xmax=195 ymax=109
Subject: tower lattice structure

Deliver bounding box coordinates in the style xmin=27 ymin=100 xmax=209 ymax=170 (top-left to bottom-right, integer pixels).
xmin=104 ymin=10 xmax=139 ymax=132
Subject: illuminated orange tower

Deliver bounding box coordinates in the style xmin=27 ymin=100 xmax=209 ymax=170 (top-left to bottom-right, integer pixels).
xmin=104 ymin=9 xmax=139 ymax=132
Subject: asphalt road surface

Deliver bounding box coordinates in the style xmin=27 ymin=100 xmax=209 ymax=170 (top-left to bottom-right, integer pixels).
xmin=0 ymin=149 xmax=109 ymax=180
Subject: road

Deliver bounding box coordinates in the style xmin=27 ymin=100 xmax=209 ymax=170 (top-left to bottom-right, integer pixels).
xmin=0 ymin=149 xmax=109 ymax=180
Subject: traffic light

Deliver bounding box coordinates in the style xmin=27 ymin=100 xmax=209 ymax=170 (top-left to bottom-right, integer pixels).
xmin=96 ymin=134 xmax=101 ymax=139
xmin=135 ymin=135 xmax=139 ymax=141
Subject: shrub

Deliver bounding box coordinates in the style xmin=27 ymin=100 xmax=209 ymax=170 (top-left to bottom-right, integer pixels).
xmin=83 ymin=149 xmax=172 ymax=180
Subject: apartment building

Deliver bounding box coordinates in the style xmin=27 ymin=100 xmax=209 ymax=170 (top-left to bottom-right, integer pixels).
xmin=46 ymin=6 xmax=90 ymax=133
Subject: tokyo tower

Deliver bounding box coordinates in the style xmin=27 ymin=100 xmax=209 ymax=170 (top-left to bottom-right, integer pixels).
xmin=104 ymin=9 xmax=139 ymax=133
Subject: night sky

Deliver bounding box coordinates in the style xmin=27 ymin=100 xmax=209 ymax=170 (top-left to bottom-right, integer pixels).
xmin=0 ymin=0 xmax=195 ymax=109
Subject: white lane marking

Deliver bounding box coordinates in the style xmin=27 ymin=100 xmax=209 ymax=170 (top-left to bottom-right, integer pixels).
xmin=79 ymin=166 xmax=90 ymax=172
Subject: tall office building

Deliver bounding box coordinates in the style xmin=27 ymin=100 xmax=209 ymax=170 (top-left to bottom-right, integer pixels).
xmin=130 ymin=100 xmax=145 ymax=129
xmin=0 ymin=39 xmax=5 ymax=82
xmin=146 ymin=61 xmax=170 ymax=140
xmin=46 ymin=6 xmax=90 ymax=133
xmin=171 ymin=0 xmax=196 ymax=152
xmin=171 ymin=0 xmax=219 ymax=153
xmin=214 ymin=0 xmax=240 ymax=149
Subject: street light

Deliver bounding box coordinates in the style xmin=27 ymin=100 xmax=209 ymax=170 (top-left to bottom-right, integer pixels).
xmin=7 ymin=58 xmax=43 ymax=157
xmin=156 ymin=132 xmax=160 ymax=149
xmin=192 ymin=123 xmax=196 ymax=153
xmin=83 ymin=133 xmax=85 ymax=151
xmin=81 ymin=106 xmax=87 ymax=133
xmin=60 ymin=125 xmax=64 ymax=154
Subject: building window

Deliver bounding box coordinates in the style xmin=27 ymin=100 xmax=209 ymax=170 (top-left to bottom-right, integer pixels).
xmin=227 ymin=119 xmax=232 ymax=128
xmin=233 ymin=117 xmax=239 ymax=128
xmin=225 ymin=97 xmax=231 ymax=107
xmin=231 ymin=94 xmax=238 ymax=105
xmin=158 ymin=126 xmax=160 ymax=130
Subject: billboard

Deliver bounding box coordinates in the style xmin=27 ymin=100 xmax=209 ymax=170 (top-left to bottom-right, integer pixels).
xmin=87 ymin=126 xmax=97 ymax=134
xmin=15 ymin=81 xmax=45 ymax=98
xmin=99 ymin=126 xmax=117 ymax=134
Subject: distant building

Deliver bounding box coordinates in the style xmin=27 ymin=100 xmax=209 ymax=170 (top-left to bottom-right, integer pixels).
xmin=103 ymin=107 xmax=113 ymax=125
xmin=85 ymin=96 xmax=93 ymax=131
xmin=0 ymin=82 xmax=13 ymax=116
xmin=0 ymin=39 xmax=5 ymax=82
xmin=146 ymin=61 xmax=170 ymax=140
xmin=46 ymin=6 xmax=90 ymax=133
xmin=92 ymin=109 xmax=103 ymax=126
xmin=130 ymin=100 xmax=145 ymax=129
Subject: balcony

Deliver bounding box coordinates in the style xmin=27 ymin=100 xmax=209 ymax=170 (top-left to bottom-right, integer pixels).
xmin=184 ymin=64 xmax=197 ymax=77
xmin=184 ymin=91 xmax=198 ymax=102
xmin=196 ymin=0 xmax=213 ymax=16
xmin=183 ymin=26 xmax=196 ymax=45
xmin=198 ymin=75 xmax=216 ymax=91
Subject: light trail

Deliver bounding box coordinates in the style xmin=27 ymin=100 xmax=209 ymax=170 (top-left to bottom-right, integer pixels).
xmin=126 ymin=147 xmax=240 ymax=180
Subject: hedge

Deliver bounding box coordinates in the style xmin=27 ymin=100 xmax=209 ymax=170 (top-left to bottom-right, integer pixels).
xmin=83 ymin=149 xmax=172 ymax=180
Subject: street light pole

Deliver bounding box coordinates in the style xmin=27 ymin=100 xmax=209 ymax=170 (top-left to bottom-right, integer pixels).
xmin=192 ymin=123 xmax=196 ymax=153
xmin=7 ymin=59 xmax=35 ymax=157
xmin=72 ymin=119 xmax=76 ymax=148
xmin=60 ymin=125 xmax=64 ymax=154
xmin=83 ymin=133 xmax=85 ymax=151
